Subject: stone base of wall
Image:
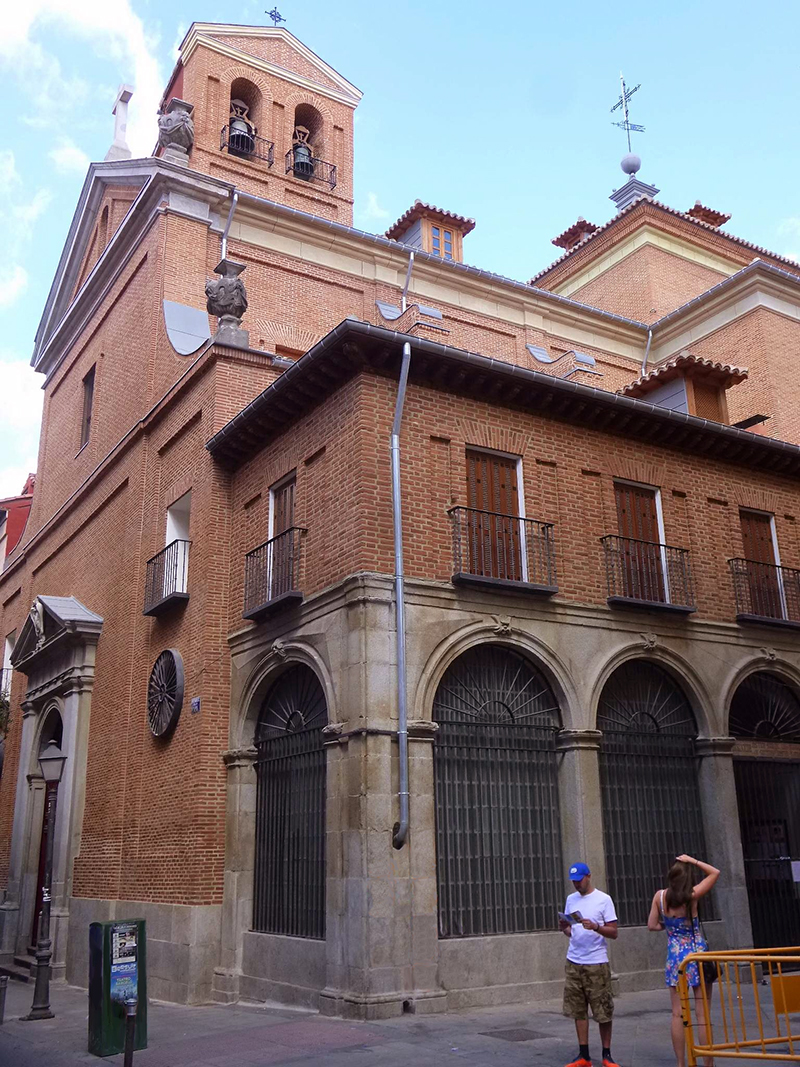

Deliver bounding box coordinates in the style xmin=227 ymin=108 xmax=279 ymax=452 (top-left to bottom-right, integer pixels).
xmin=66 ymin=897 xmax=221 ymax=1004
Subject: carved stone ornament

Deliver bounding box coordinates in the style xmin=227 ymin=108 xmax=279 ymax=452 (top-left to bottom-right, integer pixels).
xmin=157 ymin=98 xmax=195 ymax=161
xmin=205 ymin=259 xmax=248 ymax=329
xmin=270 ymin=639 xmax=288 ymax=660
xmin=492 ymin=614 xmax=513 ymax=636
xmin=760 ymin=646 xmax=777 ymax=662
xmin=640 ymin=631 xmax=658 ymax=650
xmin=29 ymin=599 xmax=45 ymax=649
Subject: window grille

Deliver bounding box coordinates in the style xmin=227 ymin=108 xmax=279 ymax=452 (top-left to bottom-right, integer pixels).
xmin=433 ymin=644 xmax=563 ymax=937
xmin=598 ymin=660 xmax=710 ymax=926
xmin=254 ymin=665 xmax=327 ymax=939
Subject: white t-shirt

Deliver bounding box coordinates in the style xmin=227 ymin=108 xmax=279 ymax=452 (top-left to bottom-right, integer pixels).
xmin=565 ymin=888 xmax=618 ymax=965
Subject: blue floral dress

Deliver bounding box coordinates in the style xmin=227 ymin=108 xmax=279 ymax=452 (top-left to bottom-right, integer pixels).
xmin=659 ymin=892 xmax=707 ymax=988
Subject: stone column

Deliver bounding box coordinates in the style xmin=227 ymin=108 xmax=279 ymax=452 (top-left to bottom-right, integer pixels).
xmin=0 ymin=702 xmax=38 ymax=959
xmin=556 ymin=730 xmax=606 ymax=886
xmin=212 ymin=746 xmax=257 ymax=1003
xmin=695 ymin=738 xmax=753 ymax=949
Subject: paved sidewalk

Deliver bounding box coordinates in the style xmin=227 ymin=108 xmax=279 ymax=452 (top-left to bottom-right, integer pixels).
xmin=0 ymin=977 xmax=758 ymax=1067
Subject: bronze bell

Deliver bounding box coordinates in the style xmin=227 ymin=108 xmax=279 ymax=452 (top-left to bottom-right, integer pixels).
xmin=229 ymin=116 xmax=255 ymax=157
xmin=292 ymin=141 xmax=314 ymax=180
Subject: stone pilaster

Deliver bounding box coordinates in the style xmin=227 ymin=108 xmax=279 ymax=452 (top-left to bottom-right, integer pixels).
xmin=556 ymin=730 xmax=606 ymax=887
xmin=695 ymin=737 xmax=753 ymax=949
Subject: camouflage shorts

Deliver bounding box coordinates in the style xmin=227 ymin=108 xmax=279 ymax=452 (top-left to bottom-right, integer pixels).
xmin=563 ymin=961 xmax=614 ymax=1023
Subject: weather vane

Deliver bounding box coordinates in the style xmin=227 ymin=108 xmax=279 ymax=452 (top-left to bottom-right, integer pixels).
xmin=610 ymin=73 xmax=645 ymax=153
xmin=266 ymin=7 xmax=286 ymax=26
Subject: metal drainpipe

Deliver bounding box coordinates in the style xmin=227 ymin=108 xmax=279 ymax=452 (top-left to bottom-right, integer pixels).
xmin=220 ymin=189 xmax=239 ymax=260
xmin=640 ymin=327 xmax=653 ymax=376
xmin=400 ymin=251 xmax=415 ymax=313
xmin=391 ymin=340 xmax=412 ymax=849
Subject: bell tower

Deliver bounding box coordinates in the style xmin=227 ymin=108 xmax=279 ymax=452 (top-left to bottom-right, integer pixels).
xmin=159 ymin=23 xmax=362 ymax=224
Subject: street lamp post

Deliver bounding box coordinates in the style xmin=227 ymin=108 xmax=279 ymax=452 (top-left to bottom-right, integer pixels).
xmin=21 ymin=740 xmax=67 ymax=1022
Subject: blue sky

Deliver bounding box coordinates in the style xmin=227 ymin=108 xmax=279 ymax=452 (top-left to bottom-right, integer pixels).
xmin=1 ymin=0 xmax=798 ymax=498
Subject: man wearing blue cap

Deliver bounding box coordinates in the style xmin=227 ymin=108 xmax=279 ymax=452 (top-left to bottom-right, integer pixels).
xmin=560 ymin=861 xmax=619 ymax=1067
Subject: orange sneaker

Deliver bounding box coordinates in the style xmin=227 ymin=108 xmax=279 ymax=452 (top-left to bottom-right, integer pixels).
xmin=602 ymin=1058 xmax=621 ymax=1067
xmin=565 ymin=1059 xmax=593 ymax=1067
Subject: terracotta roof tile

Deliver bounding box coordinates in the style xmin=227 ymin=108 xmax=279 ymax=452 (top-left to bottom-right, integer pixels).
xmin=529 ymin=196 xmax=800 ymax=284
xmin=619 ymin=352 xmax=748 ymax=399
xmin=551 ymin=217 xmax=599 ymax=250
xmin=686 ymin=200 xmax=731 ymax=227
xmin=386 ymin=200 xmax=475 ymax=240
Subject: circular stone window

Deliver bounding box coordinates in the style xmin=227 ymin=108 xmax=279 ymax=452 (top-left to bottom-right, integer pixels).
xmin=147 ymin=649 xmax=185 ymax=738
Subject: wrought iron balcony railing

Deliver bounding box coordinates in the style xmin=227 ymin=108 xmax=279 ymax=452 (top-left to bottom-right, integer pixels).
xmin=601 ymin=535 xmax=695 ymax=613
xmin=143 ymin=539 xmax=190 ymax=616
xmin=220 ymin=125 xmax=275 ymax=165
xmin=0 ymin=667 xmax=11 ymax=699
xmin=284 ymin=150 xmax=337 ymax=189
xmin=448 ymin=507 xmax=558 ymax=593
xmin=244 ymin=527 xmax=307 ymax=621
xmin=729 ymin=558 xmax=800 ymax=627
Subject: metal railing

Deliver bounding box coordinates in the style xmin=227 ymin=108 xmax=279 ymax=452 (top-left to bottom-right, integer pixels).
xmin=219 ymin=125 xmax=275 ymax=165
xmin=0 ymin=667 xmax=10 ymax=698
xmin=143 ymin=539 xmax=190 ymax=614
xmin=729 ymin=558 xmax=800 ymax=625
xmin=679 ymin=947 xmax=800 ymax=1064
xmin=244 ymin=527 xmax=306 ymax=616
xmin=284 ymin=150 xmax=337 ymax=189
xmin=448 ymin=507 xmax=557 ymax=589
xmin=601 ymin=535 xmax=695 ymax=610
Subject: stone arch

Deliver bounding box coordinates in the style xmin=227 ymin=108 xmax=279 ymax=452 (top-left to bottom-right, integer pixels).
xmin=233 ymin=639 xmax=336 ymax=751
xmin=415 ymin=620 xmax=579 ymax=731
xmin=588 ymin=641 xmax=716 ymax=738
xmin=722 ymin=654 xmax=800 ymax=737
xmin=253 ymin=319 xmax=319 ymax=356
xmin=29 ymin=701 xmax=64 ymax=774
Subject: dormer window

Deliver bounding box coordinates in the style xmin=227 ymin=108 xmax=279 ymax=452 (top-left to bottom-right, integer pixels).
xmin=430 ymin=225 xmax=454 ymax=260
xmin=385 ymin=201 xmax=475 ymax=264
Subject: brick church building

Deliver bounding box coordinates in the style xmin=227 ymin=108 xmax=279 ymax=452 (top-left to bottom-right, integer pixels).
xmin=1 ymin=22 xmax=800 ymax=1018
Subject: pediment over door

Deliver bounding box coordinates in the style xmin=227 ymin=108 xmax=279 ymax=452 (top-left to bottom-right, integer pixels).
xmin=11 ymin=596 xmax=103 ymax=675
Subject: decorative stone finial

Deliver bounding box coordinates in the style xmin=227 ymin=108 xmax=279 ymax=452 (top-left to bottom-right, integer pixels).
xmin=205 ymin=259 xmax=249 ymax=348
xmin=157 ymin=98 xmax=194 ymax=166
xmin=105 ymin=84 xmax=133 ymax=162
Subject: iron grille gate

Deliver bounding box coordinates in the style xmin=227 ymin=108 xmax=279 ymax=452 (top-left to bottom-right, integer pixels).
xmin=598 ymin=660 xmax=710 ymax=927
xmin=433 ymin=644 xmax=563 ymax=938
xmin=599 ymin=731 xmax=710 ymax=926
xmin=734 ymin=758 xmax=800 ymax=949
xmin=254 ymin=666 xmax=326 ymax=940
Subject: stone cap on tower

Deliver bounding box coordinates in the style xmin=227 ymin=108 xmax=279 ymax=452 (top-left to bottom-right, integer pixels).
xmin=609 ymin=175 xmax=660 ymax=212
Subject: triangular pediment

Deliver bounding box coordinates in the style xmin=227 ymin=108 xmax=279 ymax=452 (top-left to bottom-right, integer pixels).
xmin=180 ymin=24 xmax=362 ymax=107
xmin=11 ymin=595 xmax=103 ymax=673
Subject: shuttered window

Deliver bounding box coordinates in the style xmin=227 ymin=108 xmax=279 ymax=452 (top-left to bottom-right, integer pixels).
xmin=740 ymin=509 xmax=781 ymax=619
xmin=614 ymin=482 xmax=665 ymax=602
xmin=465 ymin=451 xmax=523 ymax=581
xmin=270 ymin=475 xmax=297 ymax=599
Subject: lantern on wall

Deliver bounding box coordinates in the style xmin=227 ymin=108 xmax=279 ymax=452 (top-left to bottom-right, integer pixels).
xmin=291 ymin=125 xmax=315 ymax=180
xmin=228 ymin=99 xmax=256 ymax=157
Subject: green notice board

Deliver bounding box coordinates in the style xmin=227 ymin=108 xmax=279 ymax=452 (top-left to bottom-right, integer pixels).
xmin=88 ymin=919 xmax=148 ymax=1057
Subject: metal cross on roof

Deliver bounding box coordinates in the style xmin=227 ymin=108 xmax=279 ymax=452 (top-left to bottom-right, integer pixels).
xmin=266 ymin=7 xmax=286 ymax=26
xmin=610 ymin=72 xmax=645 ymax=152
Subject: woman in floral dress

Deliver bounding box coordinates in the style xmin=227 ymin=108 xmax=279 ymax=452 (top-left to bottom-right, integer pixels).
xmin=648 ymin=853 xmax=720 ymax=1067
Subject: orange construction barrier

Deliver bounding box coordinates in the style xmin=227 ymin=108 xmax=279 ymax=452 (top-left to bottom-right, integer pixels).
xmin=678 ymin=948 xmax=800 ymax=1064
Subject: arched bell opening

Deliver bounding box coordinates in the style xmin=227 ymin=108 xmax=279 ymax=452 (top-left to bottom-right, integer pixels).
xmin=253 ymin=664 xmax=328 ymax=940
xmin=597 ymin=660 xmax=710 ymax=926
xmin=226 ymin=79 xmax=262 ymax=158
xmin=432 ymin=643 xmax=563 ymax=937
xmin=290 ymin=103 xmax=324 ymax=182
xmin=730 ymin=671 xmax=800 ymax=947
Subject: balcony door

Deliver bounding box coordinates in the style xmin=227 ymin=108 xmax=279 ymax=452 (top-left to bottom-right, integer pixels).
xmin=740 ymin=510 xmax=783 ymax=619
xmin=614 ymin=482 xmax=666 ymax=602
xmin=270 ymin=475 xmax=296 ymax=598
xmin=466 ymin=450 xmax=523 ymax=582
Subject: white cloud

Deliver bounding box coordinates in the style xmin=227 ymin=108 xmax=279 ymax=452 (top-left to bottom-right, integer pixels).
xmin=0 ymin=151 xmax=21 ymax=193
xmin=779 ymin=218 xmax=800 ymax=238
xmin=2 ymin=2 xmax=163 ymax=157
xmin=49 ymin=138 xmax=90 ymax=175
xmin=13 ymin=190 xmax=53 ymax=233
xmin=0 ymin=358 xmax=43 ymax=497
xmin=0 ymin=267 xmax=29 ymax=309
xmin=358 ymin=193 xmax=390 ymax=227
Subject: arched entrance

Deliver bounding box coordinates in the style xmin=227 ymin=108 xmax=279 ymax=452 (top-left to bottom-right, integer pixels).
xmin=432 ymin=643 xmax=563 ymax=937
xmin=598 ymin=660 xmax=709 ymax=926
xmin=730 ymin=671 xmax=800 ymax=947
xmin=253 ymin=664 xmax=327 ymax=940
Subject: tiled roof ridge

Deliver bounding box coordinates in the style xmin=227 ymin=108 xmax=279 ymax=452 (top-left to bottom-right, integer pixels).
xmin=386 ymin=199 xmax=476 ymax=239
xmin=530 ymin=196 xmax=800 ymax=284
xmin=619 ymin=351 xmax=748 ymax=395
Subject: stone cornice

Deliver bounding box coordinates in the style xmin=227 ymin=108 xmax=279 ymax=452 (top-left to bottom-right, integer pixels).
xmin=222 ymin=745 xmax=257 ymax=768
xmin=695 ymin=737 xmax=736 ymax=757
xmin=557 ymin=729 xmax=603 ymax=752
